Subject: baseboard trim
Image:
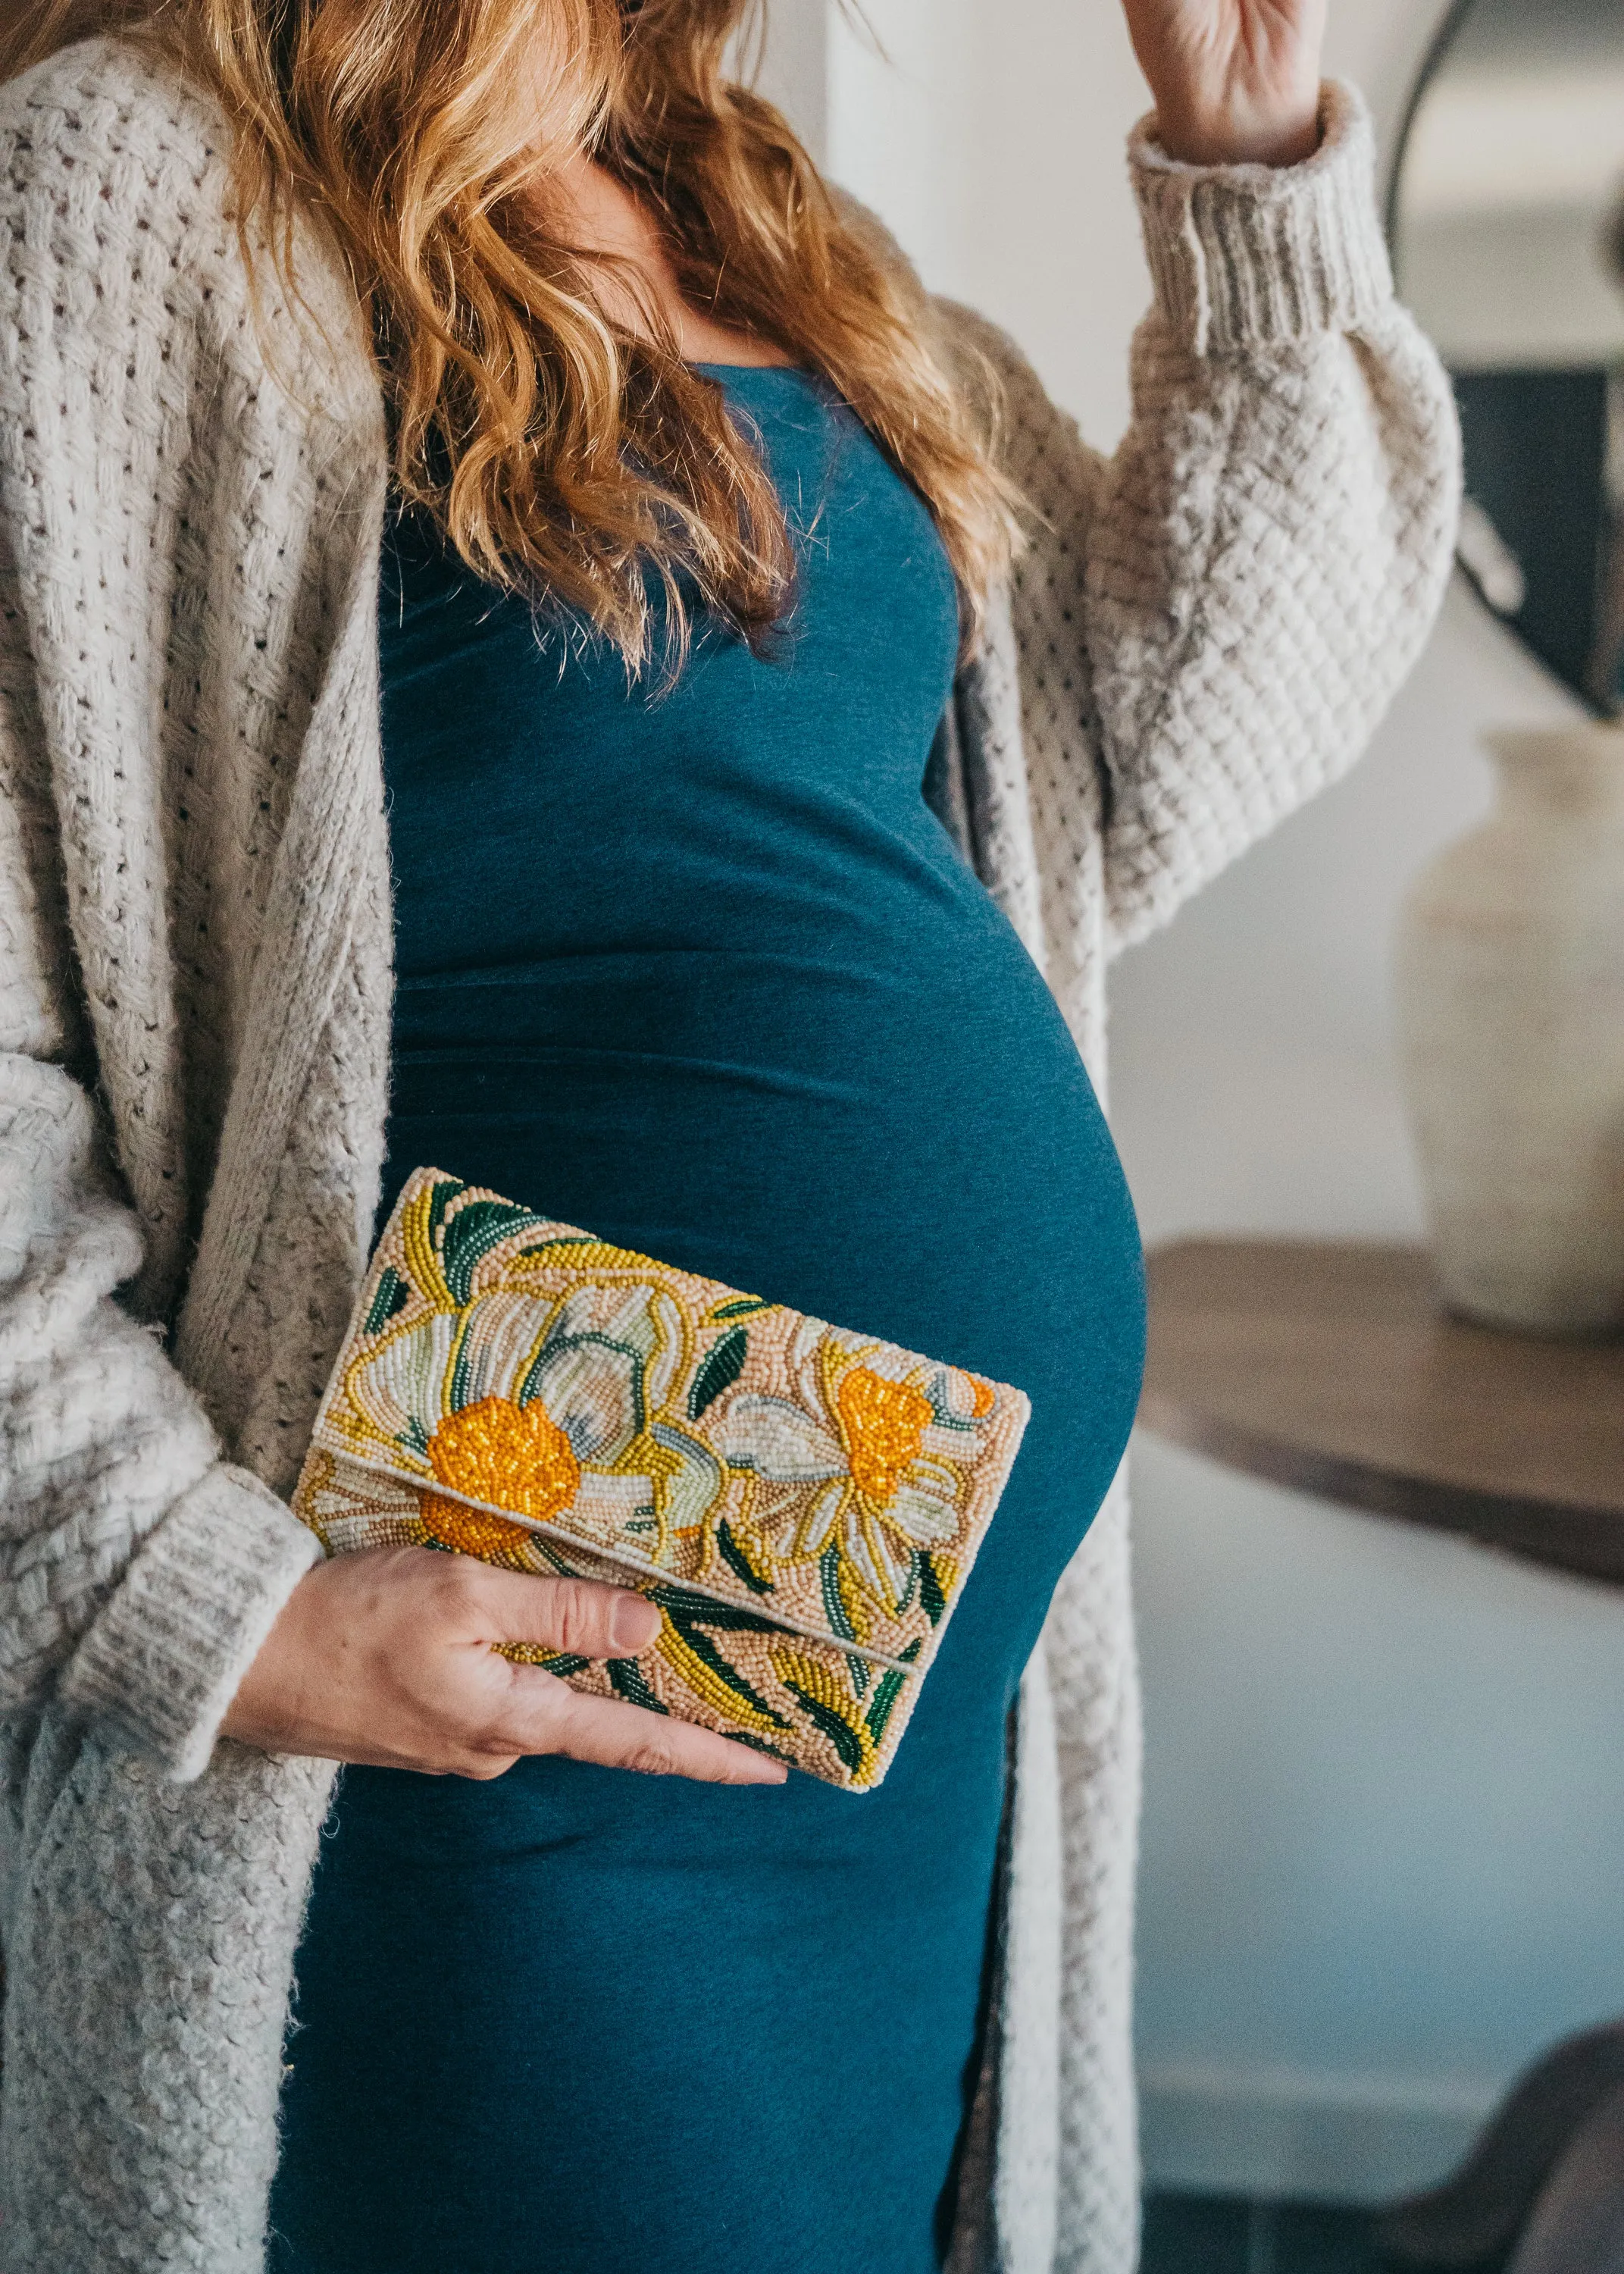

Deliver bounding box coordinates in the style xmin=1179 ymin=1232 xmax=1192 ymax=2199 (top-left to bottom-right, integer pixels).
xmin=1139 ymin=2061 xmax=1500 ymax=2206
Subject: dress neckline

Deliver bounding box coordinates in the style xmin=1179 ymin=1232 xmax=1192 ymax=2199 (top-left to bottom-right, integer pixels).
xmin=690 ymin=359 xmax=815 ymax=381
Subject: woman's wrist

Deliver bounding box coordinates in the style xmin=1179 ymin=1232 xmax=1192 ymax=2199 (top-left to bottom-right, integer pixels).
xmin=1153 ymin=89 xmax=1323 ymax=170
xmin=1119 ymin=0 xmax=1329 ymax=171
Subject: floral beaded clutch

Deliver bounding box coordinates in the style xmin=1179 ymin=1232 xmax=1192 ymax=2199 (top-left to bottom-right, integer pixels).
xmin=293 ymin=1168 xmax=1030 ymax=1790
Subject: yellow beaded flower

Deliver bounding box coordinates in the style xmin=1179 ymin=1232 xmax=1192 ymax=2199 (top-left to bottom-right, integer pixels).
xmin=717 ymin=1317 xmax=990 ymax=1622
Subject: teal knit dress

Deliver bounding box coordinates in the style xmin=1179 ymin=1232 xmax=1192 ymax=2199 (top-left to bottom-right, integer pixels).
xmin=268 ymin=367 xmax=1145 ymax=2274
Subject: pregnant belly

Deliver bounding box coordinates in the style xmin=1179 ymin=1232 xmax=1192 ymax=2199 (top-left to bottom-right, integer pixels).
xmin=390 ymin=917 xmax=1134 ymax=1338
xmin=272 ymin=906 xmax=1144 ymax=2274
xmin=383 ymin=901 xmax=1146 ymax=1729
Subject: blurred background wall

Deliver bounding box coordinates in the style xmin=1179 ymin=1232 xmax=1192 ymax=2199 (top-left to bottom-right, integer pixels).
xmin=762 ymin=0 xmax=1624 ymax=2206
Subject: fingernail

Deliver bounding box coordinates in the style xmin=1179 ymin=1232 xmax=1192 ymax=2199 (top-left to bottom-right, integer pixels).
xmin=609 ymin=1593 xmax=661 ymax=1652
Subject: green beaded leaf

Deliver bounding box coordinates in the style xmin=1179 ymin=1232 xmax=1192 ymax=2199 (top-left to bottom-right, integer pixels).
xmin=608 ymin=1658 xmax=668 ymax=1714
xmin=426 ymin=1178 xmax=464 ymax=1242
xmin=919 ymin=1552 xmax=948 ymax=1627
xmin=716 ymin=1518 xmax=774 ymax=1596
xmin=818 ymin=1545 xmax=853 ymax=1639
xmin=365 ymin=1266 xmax=411 ymax=1337
xmin=783 ymin=1681 xmax=865 ymax=1774
xmin=863 ymin=1667 xmax=909 ymax=1747
xmin=817 ymin=1544 xmax=868 ymax=1693
xmin=658 ymin=1597 xmax=790 ymax=1727
xmin=649 ymin=1585 xmax=785 ymax=1634
xmin=689 ymin=1326 xmax=747 ymax=1420
xmin=439 ymin=1199 xmax=549 ymax=1305
xmin=896 ymin=1549 xmax=922 ymax=1618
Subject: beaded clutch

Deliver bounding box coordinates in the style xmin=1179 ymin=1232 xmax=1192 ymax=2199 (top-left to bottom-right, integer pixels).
xmin=293 ymin=1168 xmax=1030 ymax=1790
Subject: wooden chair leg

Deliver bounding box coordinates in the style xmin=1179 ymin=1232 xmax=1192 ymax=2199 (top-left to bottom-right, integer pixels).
xmin=1378 ymin=2023 xmax=1624 ymax=2268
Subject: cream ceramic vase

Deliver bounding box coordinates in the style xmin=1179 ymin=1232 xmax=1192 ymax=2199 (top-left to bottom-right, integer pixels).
xmin=1395 ymin=724 xmax=1624 ymax=1335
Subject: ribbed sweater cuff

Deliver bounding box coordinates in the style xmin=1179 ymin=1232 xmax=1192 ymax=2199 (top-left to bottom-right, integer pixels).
xmin=1130 ymin=81 xmax=1394 ymax=357
xmin=61 ymin=1464 xmax=324 ymax=1783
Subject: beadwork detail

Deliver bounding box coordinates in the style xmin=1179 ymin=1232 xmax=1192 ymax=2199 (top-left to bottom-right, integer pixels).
xmin=293 ymin=1167 xmax=1030 ymax=1790
xmin=423 ymin=1395 xmax=580 ymax=1561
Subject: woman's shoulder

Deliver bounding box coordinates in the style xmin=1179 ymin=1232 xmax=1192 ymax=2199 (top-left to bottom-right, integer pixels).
xmin=828 ymin=183 xmax=1078 ymax=467
xmin=928 ymin=300 xmax=1071 ymax=443
xmin=0 ymin=33 xmax=235 ymax=239
xmin=0 ymin=35 xmax=375 ymax=434
xmin=0 ymin=33 xmax=255 ymax=407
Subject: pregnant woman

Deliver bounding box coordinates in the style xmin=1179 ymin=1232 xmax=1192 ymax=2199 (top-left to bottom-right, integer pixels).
xmin=0 ymin=0 xmax=1456 ymax=2269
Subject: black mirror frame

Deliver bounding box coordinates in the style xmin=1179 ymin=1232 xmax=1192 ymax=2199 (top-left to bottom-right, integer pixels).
xmin=1385 ymin=0 xmax=1616 ymax=718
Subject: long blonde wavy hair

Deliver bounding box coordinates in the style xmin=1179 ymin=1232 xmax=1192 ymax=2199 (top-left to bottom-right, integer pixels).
xmin=6 ymin=0 xmax=1018 ymax=673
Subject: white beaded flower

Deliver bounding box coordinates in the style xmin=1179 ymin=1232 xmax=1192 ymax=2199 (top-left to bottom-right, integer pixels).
xmin=717 ymin=1317 xmax=987 ymax=1618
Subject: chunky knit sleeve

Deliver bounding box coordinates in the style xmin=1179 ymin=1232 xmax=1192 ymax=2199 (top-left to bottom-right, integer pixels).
xmin=0 ymin=612 xmax=323 ymax=1780
xmin=0 ymin=46 xmax=325 ymax=1780
xmin=959 ymin=82 xmax=1461 ymax=957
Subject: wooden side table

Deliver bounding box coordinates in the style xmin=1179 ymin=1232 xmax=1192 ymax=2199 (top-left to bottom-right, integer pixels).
xmin=1138 ymin=1239 xmax=1624 ymax=2271
xmin=1142 ymin=1239 xmax=1624 ymax=1588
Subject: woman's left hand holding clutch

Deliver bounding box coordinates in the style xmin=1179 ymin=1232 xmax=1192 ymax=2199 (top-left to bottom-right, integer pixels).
xmin=221 ymin=1547 xmax=788 ymax=1785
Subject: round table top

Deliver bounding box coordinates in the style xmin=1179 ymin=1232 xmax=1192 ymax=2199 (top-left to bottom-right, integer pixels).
xmin=1140 ymin=1239 xmax=1624 ymax=1586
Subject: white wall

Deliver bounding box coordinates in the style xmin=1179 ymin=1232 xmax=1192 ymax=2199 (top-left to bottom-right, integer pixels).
xmin=760 ymin=0 xmax=1624 ymax=2208
xmin=747 ymin=0 xmax=827 ymax=163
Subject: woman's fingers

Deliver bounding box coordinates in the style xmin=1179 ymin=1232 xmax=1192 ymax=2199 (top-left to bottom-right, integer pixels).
xmin=444 ymin=1560 xmax=787 ymax=1783
xmin=443 ymin=1557 xmax=662 ymax=1659
xmin=498 ymin=1671 xmax=788 ymax=1785
xmin=222 ymin=1548 xmax=789 ymax=1784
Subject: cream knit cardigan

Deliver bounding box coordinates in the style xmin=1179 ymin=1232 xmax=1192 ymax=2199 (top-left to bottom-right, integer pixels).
xmin=0 ymin=36 xmax=1458 ymax=2274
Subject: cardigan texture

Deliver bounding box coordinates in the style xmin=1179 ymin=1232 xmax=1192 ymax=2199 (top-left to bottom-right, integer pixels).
xmin=0 ymin=36 xmax=1460 ymax=2274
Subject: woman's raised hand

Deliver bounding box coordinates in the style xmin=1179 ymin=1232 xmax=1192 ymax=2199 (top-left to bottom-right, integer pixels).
xmin=221 ymin=1547 xmax=787 ymax=1784
xmin=1117 ymin=0 xmax=1329 ymax=168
